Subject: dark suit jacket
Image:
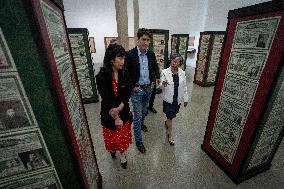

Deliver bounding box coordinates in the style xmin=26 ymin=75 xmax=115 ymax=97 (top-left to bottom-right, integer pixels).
xmin=126 ymin=47 xmax=160 ymax=89
xmin=96 ymin=68 xmax=132 ymax=130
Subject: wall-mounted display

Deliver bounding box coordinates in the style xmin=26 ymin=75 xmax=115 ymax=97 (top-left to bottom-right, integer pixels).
xmin=68 ymin=28 xmax=99 ymax=104
xmin=0 ymin=0 xmax=101 ymax=188
xmin=201 ymin=1 xmax=284 ymax=183
xmin=170 ymin=34 xmax=189 ymax=70
xmin=194 ymin=31 xmax=225 ymax=86
xmin=188 ymin=36 xmax=195 ymax=47
xmin=149 ymin=29 xmax=169 ymax=71
xmin=88 ymin=37 xmax=96 ymax=53
xmin=104 ymin=37 xmax=136 ymax=50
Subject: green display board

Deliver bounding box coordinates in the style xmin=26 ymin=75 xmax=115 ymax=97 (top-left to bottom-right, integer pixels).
xmin=171 ymin=34 xmax=189 ymax=70
xmin=68 ymin=28 xmax=99 ymax=104
xmin=0 ymin=0 xmax=101 ymax=188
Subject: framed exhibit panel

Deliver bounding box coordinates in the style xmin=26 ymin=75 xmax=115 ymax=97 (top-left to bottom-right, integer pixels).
xmin=170 ymin=34 xmax=189 ymax=70
xmin=201 ymin=1 xmax=284 ymax=183
xmin=104 ymin=37 xmax=135 ymax=50
xmin=104 ymin=37 xmax=117 ymax=49
xmin=0 ymin=0 xmax=102 ymax=188
xmin=149 ymin=29 xmax=169 ymax=71
xmin=68 ymin=28 xmax=99 ymax=104
xmin=193 ymin=31 xmax=225 ymax=87
xmin=0 ymin=29 xmax=61 ymax=188
xmin=188 ymin=36 xmax=195 ymax=47
xmin=128 ymin=37 xmax=136 ymax=50
xmin=0 ymin=169 xmax=62 ymax=188
xmin=88 ymin=37 xmax=96 ymax=53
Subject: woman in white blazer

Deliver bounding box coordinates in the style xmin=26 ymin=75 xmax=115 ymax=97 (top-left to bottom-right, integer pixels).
xmin=160 ymin=53 xmax=188 ymax=145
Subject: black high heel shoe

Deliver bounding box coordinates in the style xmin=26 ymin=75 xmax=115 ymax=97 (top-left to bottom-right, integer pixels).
xmin=110 ymin=151 xmax=116 ymax=159
xmin=121 ymin=161 xmax=127 ymax=169
xmin=120 ymin=155 xmax=127 ymax=169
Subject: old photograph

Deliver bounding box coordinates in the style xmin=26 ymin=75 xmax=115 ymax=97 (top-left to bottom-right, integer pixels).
xmin=0 ymin=74 xmax=34 ymax=132
xmin=19 ymin=149 xmax=48 ymax=171
xmin=0 ymin=131 xmax=51 ymax=178
xmin=233 ymin=17 xmax=280 ymax=49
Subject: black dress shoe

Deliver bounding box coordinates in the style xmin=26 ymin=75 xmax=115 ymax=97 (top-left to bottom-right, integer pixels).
xmin=141 ymin=125 xmax=148 ymax=132
xmin=110 ymin=151 xmax=116 ymax=159
xmin=149 ymin=107 xmax=157 ymax=113
xmin=121 ymin=161 xmax=127 ymax=169
xmin=136 ymin=142 xmax=146 ymax=153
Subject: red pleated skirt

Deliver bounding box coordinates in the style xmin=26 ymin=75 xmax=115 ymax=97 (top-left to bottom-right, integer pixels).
xmin=103 ymin=121 xmax=132 ymax=153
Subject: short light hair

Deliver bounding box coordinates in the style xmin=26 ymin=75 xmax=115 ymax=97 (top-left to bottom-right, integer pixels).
xmin=170 ymin=53 xmax=183 ymax=65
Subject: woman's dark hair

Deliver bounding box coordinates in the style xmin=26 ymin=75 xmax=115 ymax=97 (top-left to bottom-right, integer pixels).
xmin=170 ymin=53 xmax=183 ymax=66
xmin=137 ymin=28 xmax=151 ymax=39
xmin=102 ymin=43 xmax=126 ymax=73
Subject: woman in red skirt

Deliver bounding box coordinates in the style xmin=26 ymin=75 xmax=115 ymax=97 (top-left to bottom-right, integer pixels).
xmin=96 ymin=44 xmax=132 ymax=169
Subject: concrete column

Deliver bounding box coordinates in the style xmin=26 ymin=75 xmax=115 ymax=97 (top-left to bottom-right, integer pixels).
xmin=115 ymin=0 xmax=129 ymax=49
xmin=133 ymin=0 xmax=139 ymax=39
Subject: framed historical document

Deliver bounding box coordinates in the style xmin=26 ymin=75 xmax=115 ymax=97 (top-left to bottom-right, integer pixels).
xmin=194 ymin=31 xmax=225 ymax=86
xmin=0 ymin=73 xmax=36 ymax=133
xmin=68 ymin=28 xmax=99 ymax=103
xmin=88 ymin=37 xmax=96 ymax=53
xmin=104 ymin=37 xmax=117 ymax=49
xmin=104 ymin=36 xmax=136 ymax=50
xmin=170 ymin=34 xmax=189 ymax=70
xmin=30 ymin=0 xmax=101 ymax=188
xmin=202 ymin=1 xmax=284 ymax=183
xmin=0 ymin=169 xmax=62 ymax=189
xmin=188 ymin=36 xmax=195 ymax=47
xmin=149 ymin=29 xmax=169 ymax=71
xmin=1 ymin=0 xmax=102 ymax=188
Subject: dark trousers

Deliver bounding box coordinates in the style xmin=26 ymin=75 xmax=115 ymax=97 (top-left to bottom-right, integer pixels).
xmin=149 ymin=85 xmax=156 ymax=108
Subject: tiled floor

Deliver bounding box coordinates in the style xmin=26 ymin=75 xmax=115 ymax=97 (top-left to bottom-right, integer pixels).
xmin=85 ymin=66 xmax=284 ymax=189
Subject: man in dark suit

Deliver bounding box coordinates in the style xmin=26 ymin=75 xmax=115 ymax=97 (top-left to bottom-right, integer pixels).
xmin=126 ymin=28 xmax=160 ymax=153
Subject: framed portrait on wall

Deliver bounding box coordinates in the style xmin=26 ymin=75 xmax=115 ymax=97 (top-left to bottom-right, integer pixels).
xmin=88 ymin=37 xmax=96 ymax=53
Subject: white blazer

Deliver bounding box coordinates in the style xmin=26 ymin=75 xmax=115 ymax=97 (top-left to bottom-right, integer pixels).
xmin=160 ymin=67 xmax=188 ymax=104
